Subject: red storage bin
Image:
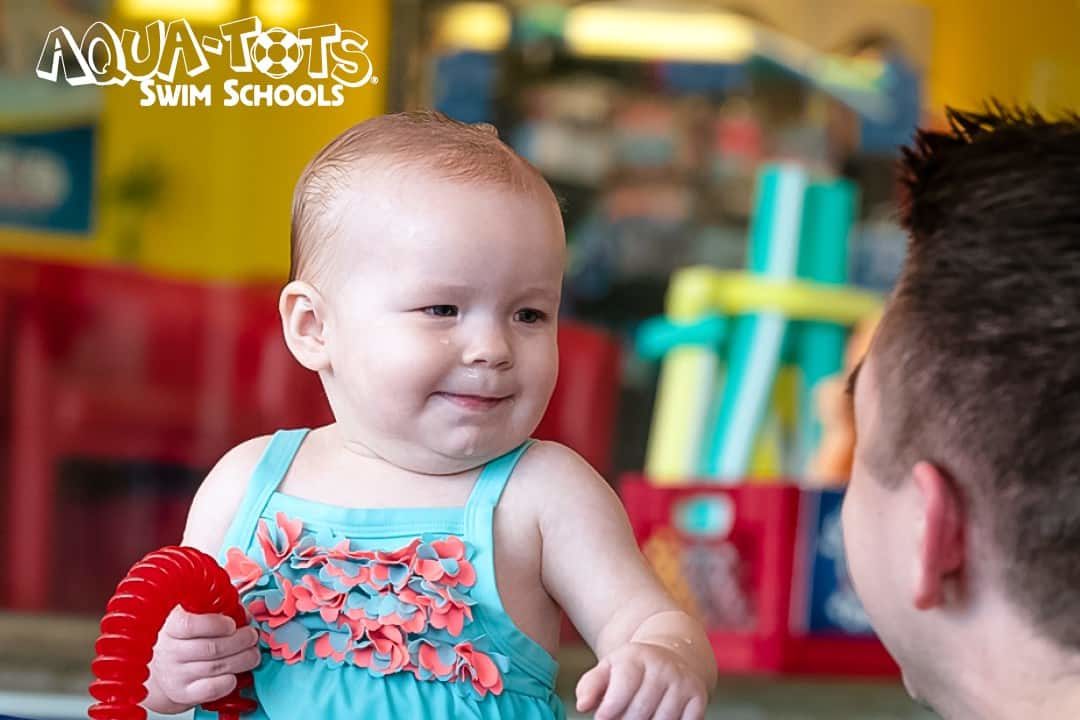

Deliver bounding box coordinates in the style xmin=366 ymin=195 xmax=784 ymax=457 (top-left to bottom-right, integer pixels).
xmin=535 ymin=321 xmax=621 ymax=478
xmin=620 ymin=475 xmax=899 ymax=678
xmin=1 ymin=261 xmax=326 ymax=611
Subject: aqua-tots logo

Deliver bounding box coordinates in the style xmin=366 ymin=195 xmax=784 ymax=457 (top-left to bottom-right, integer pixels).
xmin=36 ymin=16 xmax=377 ymax=108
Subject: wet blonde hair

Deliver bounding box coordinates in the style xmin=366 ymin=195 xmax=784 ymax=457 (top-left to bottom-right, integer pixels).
xmin=289 ymin=110 xmax=553 ymax=286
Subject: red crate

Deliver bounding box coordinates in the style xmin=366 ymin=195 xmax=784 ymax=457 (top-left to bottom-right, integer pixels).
xmin=620 ymin=475 xmax=898 ymax=678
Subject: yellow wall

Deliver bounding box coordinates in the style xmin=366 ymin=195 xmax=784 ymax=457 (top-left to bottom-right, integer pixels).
xmin=919 ymin=0 xmax=1080 ymax=116
xmin=0 ymin=0 xmax=389 ymax=281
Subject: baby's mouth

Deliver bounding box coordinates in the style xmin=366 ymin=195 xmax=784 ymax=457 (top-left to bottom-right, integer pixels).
xmin=435 ymin=392 xmax=512 ymax=411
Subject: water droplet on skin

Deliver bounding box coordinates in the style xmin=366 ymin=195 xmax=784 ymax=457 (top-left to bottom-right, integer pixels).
xmin=464 ymin=367 xmax=479 ymax=379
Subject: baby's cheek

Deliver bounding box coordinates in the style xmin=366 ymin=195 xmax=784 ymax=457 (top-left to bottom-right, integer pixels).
xmin=536 ymin=353 xmax=560 ymax=403
xmin=370 ymin=331 xmax=440 ymax=370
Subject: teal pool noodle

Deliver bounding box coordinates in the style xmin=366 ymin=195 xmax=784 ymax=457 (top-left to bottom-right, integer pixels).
xmin=635 ymin=315 xmax=727 ymax=360
xmin=794 ymin=179 xmax=858 ymax=476
xmin=702 ymin=164 xmax=807 ymax=480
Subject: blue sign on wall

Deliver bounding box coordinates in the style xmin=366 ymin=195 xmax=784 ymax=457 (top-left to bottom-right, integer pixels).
xmin=0 ymin=123 xmax=96 ymax=235
xmin=433 ymin=51 xmax=498 ymax=125
xmin=799 ymin=488 xmax=876 ymax=636
xmin=858 ymin=54 xmax=921 ymax=155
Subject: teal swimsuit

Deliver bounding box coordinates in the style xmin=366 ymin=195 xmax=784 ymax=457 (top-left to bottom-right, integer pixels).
xmin=195 ymin=429 xmax=564 ymax=720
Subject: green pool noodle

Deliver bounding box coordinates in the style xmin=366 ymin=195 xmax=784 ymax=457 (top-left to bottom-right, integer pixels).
xmin=702 ymin=164 xmax=807 ymax=481
xmin=794 ymin=179 xmax=857 ymax=477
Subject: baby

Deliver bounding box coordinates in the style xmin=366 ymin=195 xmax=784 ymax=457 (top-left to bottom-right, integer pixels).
xmin=145 ymin=111 xmax=716 ymax=720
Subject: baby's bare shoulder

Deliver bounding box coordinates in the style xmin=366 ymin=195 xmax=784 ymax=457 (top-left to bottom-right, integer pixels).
xmin=181 ymin=435 xmax=273 ymax=554
xmin=507 ymin=440 xmax=615 ymax=511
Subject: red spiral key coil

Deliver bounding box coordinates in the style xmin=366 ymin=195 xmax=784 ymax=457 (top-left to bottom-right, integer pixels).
xmin=89 ymin=546 xmax=258 ymax=720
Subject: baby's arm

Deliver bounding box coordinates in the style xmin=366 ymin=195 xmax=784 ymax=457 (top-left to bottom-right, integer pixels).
xmin=143 ymin=437 xmax=269 ymax=714
xmin=533 ymin=443 xmax=717 ymax=720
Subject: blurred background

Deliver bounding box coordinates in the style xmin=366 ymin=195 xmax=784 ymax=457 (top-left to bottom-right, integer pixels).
xmin=1 ymin=1 xmax=1078 ymax=718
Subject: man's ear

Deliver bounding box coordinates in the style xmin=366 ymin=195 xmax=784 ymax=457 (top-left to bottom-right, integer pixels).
xmin=912 ymin=461 xmax=966 ymax=610
xmin=279 ymin=280 xmax=331 ymax=372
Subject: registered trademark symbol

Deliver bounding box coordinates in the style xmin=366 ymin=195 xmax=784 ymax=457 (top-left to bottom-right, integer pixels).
xmin=371 ymin=76 xmax=379 ymax=84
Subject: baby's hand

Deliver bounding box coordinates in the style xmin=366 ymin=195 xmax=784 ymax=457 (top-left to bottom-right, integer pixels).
xmin=148 ymin=607 xmax=261 ymax=710
xmin=575 ymin=641 xmax=708 ymax=720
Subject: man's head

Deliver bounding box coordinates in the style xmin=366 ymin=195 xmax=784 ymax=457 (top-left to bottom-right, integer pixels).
xmin=842 ymin=105 xmax=1080 ymax=710
xmin=280 ymin=111 xmax=566 ymax=474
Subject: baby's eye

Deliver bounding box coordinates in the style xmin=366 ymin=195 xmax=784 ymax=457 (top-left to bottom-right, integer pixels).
xmin=515 ymin=308 xmax=546 ymax=324
xmin=423 ymin=305 xmax=458 ymax=318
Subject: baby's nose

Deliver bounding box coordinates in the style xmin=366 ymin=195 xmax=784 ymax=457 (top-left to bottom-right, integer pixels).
xmin=462 ymin=328 xmax=513 ymax=369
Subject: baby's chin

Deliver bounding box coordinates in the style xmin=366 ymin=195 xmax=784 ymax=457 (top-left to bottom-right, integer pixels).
xmin=441 ymin=436 xmax=522 ymax=462
xmin=425 ymin=431 xmax=529 ymax=468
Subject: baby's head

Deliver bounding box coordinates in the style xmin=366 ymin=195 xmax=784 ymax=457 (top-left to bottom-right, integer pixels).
xmin=280 ymin=111 xmax=565 ymax=474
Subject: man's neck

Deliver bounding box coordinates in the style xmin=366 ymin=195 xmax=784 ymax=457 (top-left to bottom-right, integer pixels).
xmin=937 ymin=680 xmax=1080 ymax=720
xmin=927 ymin=627 xmax=1080 ymax=720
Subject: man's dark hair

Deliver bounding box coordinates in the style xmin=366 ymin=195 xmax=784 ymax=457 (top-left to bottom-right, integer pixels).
xmin=872 ymin=103 xmax=1080 ymax=648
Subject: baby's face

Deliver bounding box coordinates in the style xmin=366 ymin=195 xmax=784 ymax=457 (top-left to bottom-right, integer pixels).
xmin=323 ymin=169 xmax=565 ymax=474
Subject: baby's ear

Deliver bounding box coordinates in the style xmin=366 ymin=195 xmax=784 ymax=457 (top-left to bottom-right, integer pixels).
xmin=279 ymin=281 xmax=331 ymax=372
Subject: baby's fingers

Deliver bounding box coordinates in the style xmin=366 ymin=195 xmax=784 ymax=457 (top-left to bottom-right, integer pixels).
xmin=651 ymin=687 xmax=688 ymax=720
xmin=621 ymin=674 xmax=668 ymax=720
xmin=163 ymin=607 xmax=237 ymax=639
xmin=575 ymin=659 xmax=611 ymax=713
xmin=183 ymin=645 xmax=262 ymax=681
xmin=594 ymin=661 xmax=644 ymax=720
xmin=179 ymin=673 xmax=240 ymax=707
xmin=167 ymin=626 xmax=259 ymax=663
xmin=680 ymin=693 xmax=706 ymax=720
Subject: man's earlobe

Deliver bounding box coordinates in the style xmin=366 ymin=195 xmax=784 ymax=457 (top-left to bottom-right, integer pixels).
xmin=912 ymin=461 xmax=965 ymax=610
xmin=280 ymin=281 xmax=331 ymax=372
